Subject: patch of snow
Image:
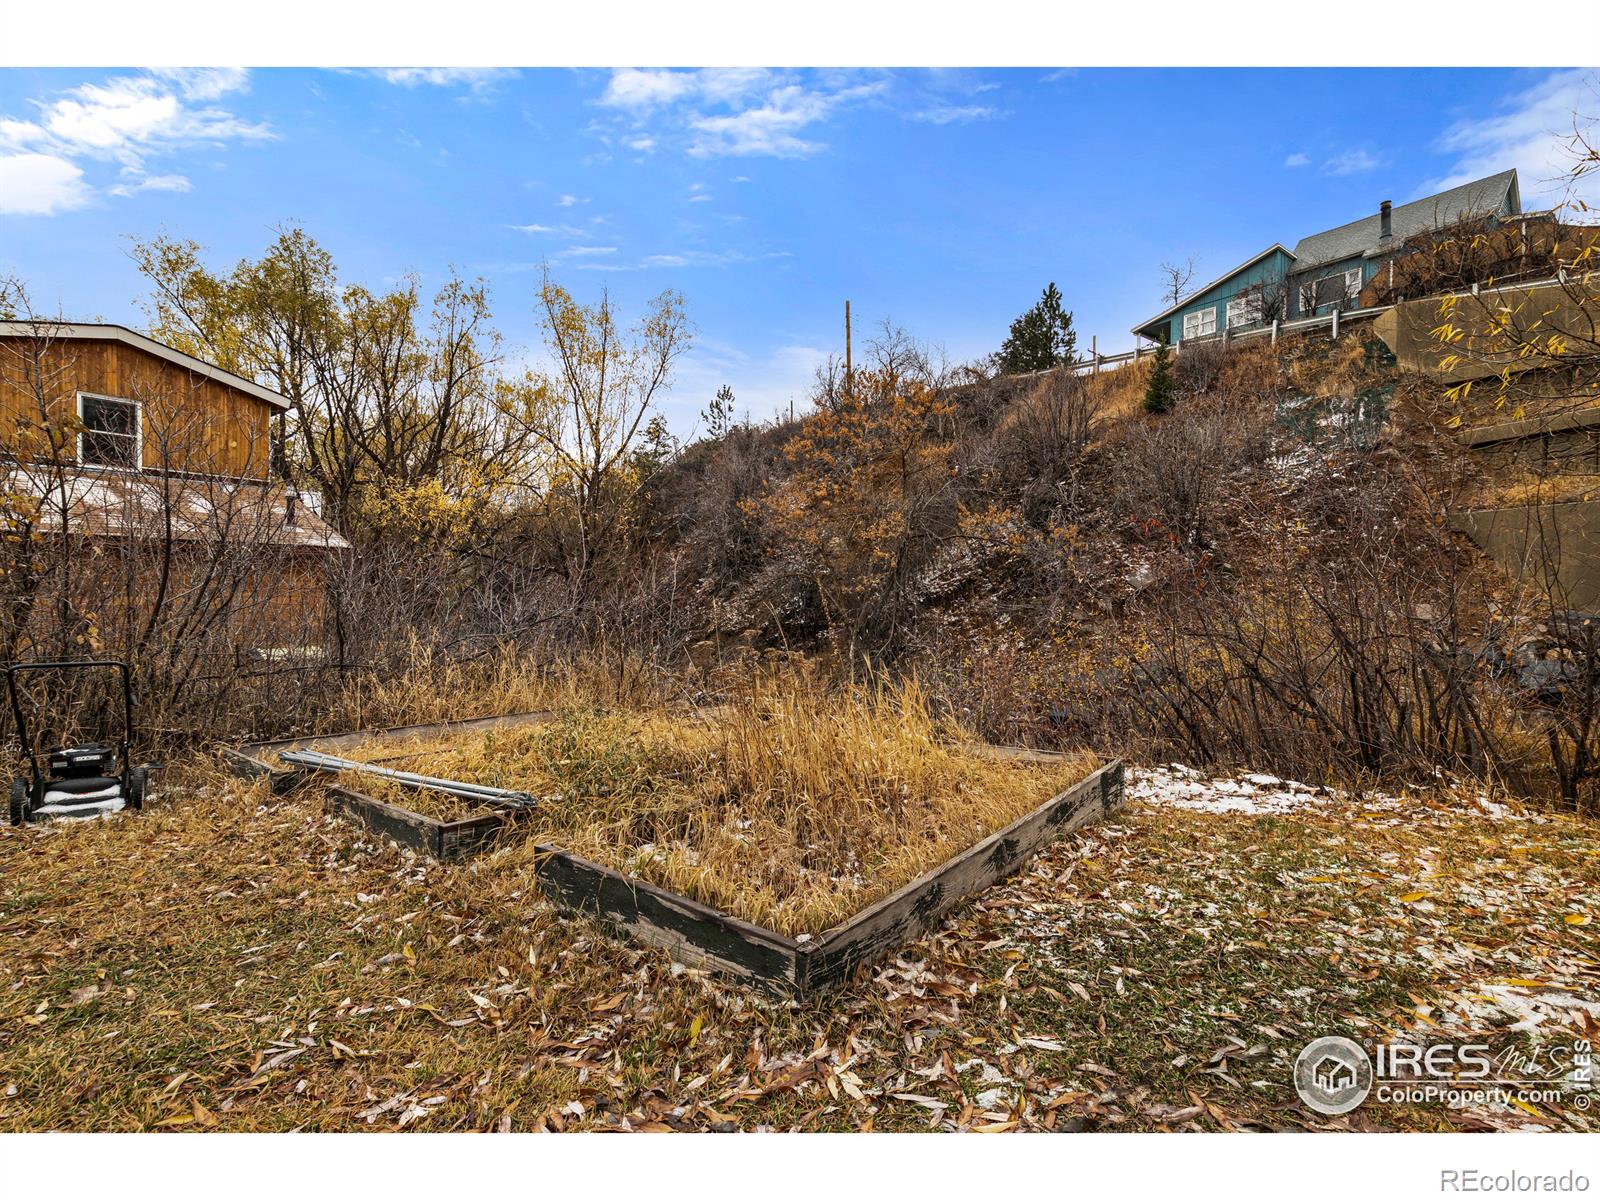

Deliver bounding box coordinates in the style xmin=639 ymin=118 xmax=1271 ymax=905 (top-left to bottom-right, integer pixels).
xmin=973 ymin=1086 xmax=1014 ymax=1112
xmin=1475 ymin=985 xmax=1600 ymax=1033
xmin=954 ymin=1059 xmax=1008 ymax=1084
xmin=1129 ymin=765 xmax=1331 ymax=815
xmin=1133 ymin=764 xmax=1524 ymax=821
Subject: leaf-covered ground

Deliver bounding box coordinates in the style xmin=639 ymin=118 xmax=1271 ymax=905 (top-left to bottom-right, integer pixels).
xmin=0 ymin=762 xmax=1595 ymax=1132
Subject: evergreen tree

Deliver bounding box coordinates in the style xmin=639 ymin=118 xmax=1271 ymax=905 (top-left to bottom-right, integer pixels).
xmin=1143 ymin=339 xmax=1175 ymax=414
xmin=632 ymin=414 xmax=678 ymax=474
xmin=703 ymin=383 xmax=736 ymax=440
xmin=995 ymin=282 xmax=1077 ymax=375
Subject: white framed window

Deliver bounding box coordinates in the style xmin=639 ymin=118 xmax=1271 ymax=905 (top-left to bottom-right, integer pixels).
xmin=76 ymin=392 xmax=141 ymax=469
xmin=1181 ymin=306 xmax=1217 ymax=339
xmin=1226 ymin=292 xmax=1263 ymax=329
xmin=1300 ymin=267 xmax=1364 ymax=314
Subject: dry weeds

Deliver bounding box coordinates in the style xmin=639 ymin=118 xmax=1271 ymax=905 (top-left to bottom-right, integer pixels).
xmin=2 ymin=762 xmax=1593 ymax=1132
xmin=342 ymin=677 xmax=1099 ymax=936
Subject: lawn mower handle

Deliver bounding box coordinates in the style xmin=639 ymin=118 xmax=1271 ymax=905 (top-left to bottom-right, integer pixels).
xmin=5 ymin=660 xmax=135 ymax=787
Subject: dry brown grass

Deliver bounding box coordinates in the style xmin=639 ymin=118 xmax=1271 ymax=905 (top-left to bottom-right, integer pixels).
xmin=1456 ymin=461 xmax=1600 ymax=510
xmin=1079 ymin=358 xmax=1152 ymax=426
xmin=314 ymin=639 xmax=682 ymax=736
xmin=2 ymin=759 xmax=1593 ymax=1132
xmin=343 ymin=675 xmax=1100 ymax=936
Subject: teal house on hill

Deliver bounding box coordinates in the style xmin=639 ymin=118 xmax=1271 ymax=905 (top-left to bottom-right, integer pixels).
xmin=1132 ymin=169 xmax=1522 ymax=346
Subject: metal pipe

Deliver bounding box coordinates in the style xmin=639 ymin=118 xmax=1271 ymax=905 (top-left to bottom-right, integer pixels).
xmin=278 ymin=748 xmax=538 ymax=810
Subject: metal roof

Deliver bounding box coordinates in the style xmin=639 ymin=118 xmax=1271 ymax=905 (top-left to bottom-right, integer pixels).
xmin=1291 ymin=169 xmax=1521 ymax=270
xmin=3 ymin=468 xmax=349 ymax=550
xmin=0 ymin=320 xmax=290 ymax=412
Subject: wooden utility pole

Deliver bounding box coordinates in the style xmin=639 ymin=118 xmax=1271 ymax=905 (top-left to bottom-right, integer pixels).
xmin=844 ymin=300 xmax=853 ymax=396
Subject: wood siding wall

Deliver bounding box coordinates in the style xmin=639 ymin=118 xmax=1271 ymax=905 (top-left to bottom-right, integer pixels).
xmin=11 ymin=542 xmax=333 ymax=656
xmin=0 ymin=336 xmax=275 ymax=479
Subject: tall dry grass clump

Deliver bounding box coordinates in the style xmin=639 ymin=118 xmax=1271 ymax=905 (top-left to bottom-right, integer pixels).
xmin=349 ymin=673 xmax=1100 ymax=935
xmin=317 ymin=637 xmax=681 ymax=734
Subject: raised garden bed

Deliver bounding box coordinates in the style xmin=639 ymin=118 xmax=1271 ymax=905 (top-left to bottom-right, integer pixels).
xmin=225 ymin=703 xmax=1125 ymax=995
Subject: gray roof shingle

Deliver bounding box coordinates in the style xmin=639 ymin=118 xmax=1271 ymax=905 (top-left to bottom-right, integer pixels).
xmin=1290 ymin=169 xmax=1520 ymax=270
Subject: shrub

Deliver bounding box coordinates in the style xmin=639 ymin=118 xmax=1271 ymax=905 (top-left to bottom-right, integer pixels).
xmin=1143 ymin=341 xmax=1175 ymax=414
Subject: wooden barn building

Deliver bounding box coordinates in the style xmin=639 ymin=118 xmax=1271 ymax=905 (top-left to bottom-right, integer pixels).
xmin=0 ymin=319 xmax=349 ymax=663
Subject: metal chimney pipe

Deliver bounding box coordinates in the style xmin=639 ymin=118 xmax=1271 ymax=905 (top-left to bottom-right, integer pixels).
xmin=1379 ymin=200 xmax=1393 ymax=242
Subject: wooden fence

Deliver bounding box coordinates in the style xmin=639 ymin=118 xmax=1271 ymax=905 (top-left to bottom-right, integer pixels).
xmin=1046 ymin=305 xmax=1394 ymax=382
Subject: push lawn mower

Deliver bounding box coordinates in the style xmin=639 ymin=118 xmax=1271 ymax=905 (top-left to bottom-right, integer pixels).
xmin=7 ymin=659 xmax=153 ymax=825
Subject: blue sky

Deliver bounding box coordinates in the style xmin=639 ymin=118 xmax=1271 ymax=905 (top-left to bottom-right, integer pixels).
xmin=1 ymin=66 xmax=1595 ymax=431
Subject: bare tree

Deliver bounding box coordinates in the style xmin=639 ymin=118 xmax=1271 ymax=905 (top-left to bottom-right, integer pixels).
xmin=1160 ymin=257 xmax=1198 ymax=307
xmin=517 ymin=267 xmax=693 ymax=583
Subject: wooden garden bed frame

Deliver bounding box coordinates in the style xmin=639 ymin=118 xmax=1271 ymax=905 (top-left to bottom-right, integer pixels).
xmin=224 ymin=714 xmax=1125 ymax=995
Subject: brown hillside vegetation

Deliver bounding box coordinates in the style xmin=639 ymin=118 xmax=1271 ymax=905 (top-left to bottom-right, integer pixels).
xmin=7 ymin=236 xmax=1600 ymax=815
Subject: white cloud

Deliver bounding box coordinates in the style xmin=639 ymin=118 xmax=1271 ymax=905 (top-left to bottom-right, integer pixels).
xmin=626 ymin=135 xmax=656 ymax=152
xmin=108 ymin=171 xmax=193 ymax=197
xmin=599 ymin=69 xmax=700 ymax=110
xmin=1425 ymin=68 xmax=1599 ymax=209
xmin=42 ymin=84 xmax=184 ymax=152
xmin=1284 ymin=152 xmax=1310 ymax=168
xmin=1323 ymin=148 xmax=1381 ymax=176
xmin=557 ymin=193 xmax=585 ymax=207
xmin=0 ymin=118 xmax=46 ymax=150
xmin=910 ymin=104 xmax=1000 ymax=125
xmin=0 ymin=69 xmax=268 ymax=214
xmin=0 ymin=152 xmax=92 ymax=215
xmin=689 ymin=83 xmax=881 ymax=158
xmin=599 ymin=68 xmax=770 ymax=112
xmin=150 ymin=68 xmax=251 ymax=102
xmin=559 ymin=245 xmax=617 ymax=257
xmin=512 ymin=222 xmax=582 ymax=236
xmin=34 ymin=73 xmax=267 ymax=161
xmin=108 ymin=172 xmax=193 ymax=198
xmin=374 ymin=68 xmax=513 ymax=92
xmin=569 ymin=247 xmax=792 ymax=272
xmin=594 ymin=69 xmax=883 ymax=160
xmin=694 ymin=69 xmax=776 ymax=107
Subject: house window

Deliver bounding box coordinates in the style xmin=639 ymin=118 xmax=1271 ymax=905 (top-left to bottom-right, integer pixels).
xmin=77 ymin=393 xmax=140 ymax=469
xmin=1300 ymin=268 xmax=1364 ymax=314
xmin=1226 ymin=292 xmax=1263 ymax=329
xmin=1182 ymin=306 xmax=1217 ymax=339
